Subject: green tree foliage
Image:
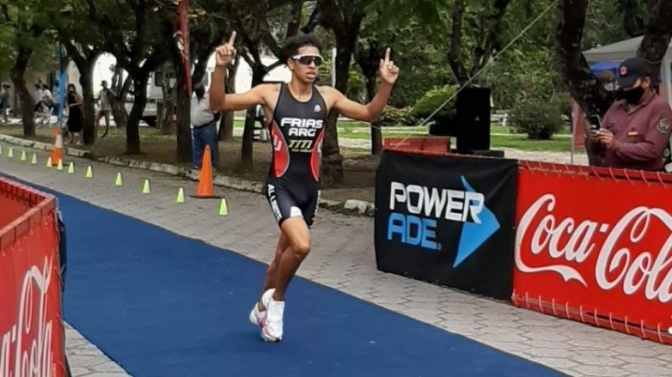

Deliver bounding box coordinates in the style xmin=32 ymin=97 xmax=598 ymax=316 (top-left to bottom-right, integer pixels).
xmin=2 ymin=0 xmax=670 ymax=171
xmin=411 ymin=86 xmax=457 ymax=121
xmin=510 ymin=97 xmax=565 ymax=140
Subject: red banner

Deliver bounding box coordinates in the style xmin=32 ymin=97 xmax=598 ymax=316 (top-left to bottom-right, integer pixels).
xmin=177 ymin=0 xmax=191 ymax=96
xmin=512 ymin=163 xmax=672 ymax=344
xmin=0 ymin=179 xmax=66 ymax=376
xmin=383 ymin=137 xmax=451 ymax=154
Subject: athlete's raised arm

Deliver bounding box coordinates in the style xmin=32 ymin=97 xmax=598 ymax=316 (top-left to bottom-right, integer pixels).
xmin=329 ymin=48 xmax=399 ymax=122
xmin=209 ymin=32 xmax=266 ymax=112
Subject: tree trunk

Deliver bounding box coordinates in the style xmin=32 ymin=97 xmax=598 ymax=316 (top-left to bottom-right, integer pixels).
xmin=317 ymin=2 xmax=366 ymax=185
xmin=159 ymin=73 xmax=175 ymax=135
xmin=241 ymin=108 xmax=257 ymax=170
xmin=241 ymin=67 xmax=265 ymax=169
xmin=219 ymin=56 xmax=239 ymax=141
xmin=356 ymin=41 xmax=383 ymax=155
xmin=637 ymin=0 xmax=672 ymax=85
xmin=618 ymin=0 xmax=647 ymax=37
xmin=448 ymin=0 xmax=469 ymax=86
xmin=365 ymin=76 xmax=382 ymax=155
xmin=220 ymin=112 xmax=235 ymax=141
xmin=555 ymin=0 xmax=612 ymax=117
xmin=321 ymin=17 xmax=363 ymax=186
xmin=78 ymin=63 xmax=96 ymax=145
xmin=174 ymin=77 xmax=192 ymax=163
xmin=61 ymin=42 xmax=100 ymax=145
xmin=9 ymin=47 xmax=35 ymax=137
xmin=126 ymin=74 xmax=150 ymax=154
xmin=321 ymin=58 xmax=348 ymax=187
xmin=111 ymin=70 xmax=131 ymax=129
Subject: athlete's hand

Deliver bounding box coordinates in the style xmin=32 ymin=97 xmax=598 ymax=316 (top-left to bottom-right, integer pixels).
xmin=215 ymin=32 xmax=237 ymax=67
xmin=379 ymin=48 xmax=400 ymax=85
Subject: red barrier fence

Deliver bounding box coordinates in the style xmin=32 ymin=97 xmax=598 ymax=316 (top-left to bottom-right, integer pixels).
xmin=0 ymin=178 xmax=67 ymax=376
xmin=383 ymin=136 xmax=451 ymax=153
xmin=512 ymin=161 xmax=672 ymax=345
xmin=375 ymin=148 xmax=672 ymax=346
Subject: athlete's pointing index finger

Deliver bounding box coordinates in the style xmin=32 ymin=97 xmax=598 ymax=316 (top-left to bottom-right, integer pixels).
xmin=384 ymin=48 xmax=391 ymax=63
xmin=227 ymin=31 xmax=237 ymax=46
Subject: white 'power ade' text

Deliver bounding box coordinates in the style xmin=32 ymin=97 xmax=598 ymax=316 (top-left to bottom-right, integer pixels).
xmin=386 ymin=181 xmax=485 ymax=251
xmin=389 ymin=181 xmax=484 ymax=223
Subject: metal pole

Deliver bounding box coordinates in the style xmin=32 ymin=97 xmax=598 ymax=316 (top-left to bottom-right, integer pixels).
xmin=56 ymin=43 xmax=68 ymax=129
xmin=661 ymin=57 xmax=672 ymax=107
xmin=331 ymin=47 xmax=336 ymax=87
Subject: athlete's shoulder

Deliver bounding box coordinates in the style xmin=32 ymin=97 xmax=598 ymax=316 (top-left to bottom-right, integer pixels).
xmin=254 ymin=83 xmax=281 ymax=95
xmin=315 ymin=85 xmax=345 ymax=104
xmin=316 ymin=85 xmax=338 ymax=96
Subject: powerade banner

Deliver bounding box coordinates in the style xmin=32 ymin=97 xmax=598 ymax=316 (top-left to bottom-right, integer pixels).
xmin=374 ymin=150 xmax=518 ymax=300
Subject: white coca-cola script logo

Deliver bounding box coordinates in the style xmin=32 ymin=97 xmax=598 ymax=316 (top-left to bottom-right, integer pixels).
xmin=516 ymin=194 xmax=672 ymax=304
xmin=0 ymin=257 xmax=55 ymax=377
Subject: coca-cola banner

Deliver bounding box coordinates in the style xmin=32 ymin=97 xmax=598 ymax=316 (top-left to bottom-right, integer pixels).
xmin=374 ymin=150 xmax=519 ymax=300
xmin=513 ymin=164 xmax=672 ymax=344
xmin=0 ymin=178 xmax=67 ymax=376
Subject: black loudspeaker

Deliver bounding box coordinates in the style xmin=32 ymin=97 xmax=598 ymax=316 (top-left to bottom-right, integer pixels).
xmin=455 ymin=87 xmax=491 ymax=152
xmin=428 ymin=113 xmax=457 ymax=137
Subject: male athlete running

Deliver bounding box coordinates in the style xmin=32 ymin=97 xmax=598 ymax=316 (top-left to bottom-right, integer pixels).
xmin=209 ymin=32 xmax=399 ymax=342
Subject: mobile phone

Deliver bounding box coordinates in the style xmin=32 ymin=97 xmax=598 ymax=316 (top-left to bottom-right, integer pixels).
xmin=588 ymin=115 xmax=601 ymax=131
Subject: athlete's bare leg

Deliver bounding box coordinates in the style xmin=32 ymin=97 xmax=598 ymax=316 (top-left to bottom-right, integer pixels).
xmin=257 ymin=232 xmax=289 ymax=311
xmin=272 ymin=217 xmax=311 ymax=302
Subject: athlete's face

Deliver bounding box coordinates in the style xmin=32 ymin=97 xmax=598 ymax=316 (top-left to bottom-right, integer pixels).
xmin=287 ymin=46 xmax=323 ymax=84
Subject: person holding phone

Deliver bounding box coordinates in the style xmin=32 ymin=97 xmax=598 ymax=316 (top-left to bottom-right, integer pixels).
xmin=586 ymin=57 xmax=672 ymax=171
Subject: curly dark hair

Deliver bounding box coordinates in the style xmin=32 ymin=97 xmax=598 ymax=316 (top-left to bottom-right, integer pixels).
xmin=281 ymin=34 xmax=322 ymax=63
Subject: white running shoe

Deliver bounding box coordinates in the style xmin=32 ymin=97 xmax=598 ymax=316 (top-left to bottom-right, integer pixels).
xmin=249 ymin=289 xmax=275 ymax=327
xmin=261 ymin=298 xmax=285 ymax=342
xmin=249 ymin=302 xmax=265 ymax=327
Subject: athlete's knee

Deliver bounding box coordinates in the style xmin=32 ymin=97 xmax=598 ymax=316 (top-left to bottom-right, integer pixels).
xmin=292 ymin=239 xmax=310 ymax=256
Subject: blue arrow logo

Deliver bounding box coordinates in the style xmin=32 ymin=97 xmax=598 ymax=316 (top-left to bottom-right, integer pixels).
xmin=453 ymin=176 xmax=500 ymax=268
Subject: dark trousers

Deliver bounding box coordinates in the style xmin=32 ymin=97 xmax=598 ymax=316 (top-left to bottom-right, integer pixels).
xmin=192 ymin=121 xmax=219 ymax=170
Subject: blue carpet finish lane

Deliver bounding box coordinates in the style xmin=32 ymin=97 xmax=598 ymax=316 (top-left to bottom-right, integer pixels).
xmin=2 ymin=174 xmax=566 ymax=377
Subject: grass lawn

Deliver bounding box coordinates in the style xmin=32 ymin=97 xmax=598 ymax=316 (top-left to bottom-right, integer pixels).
xmin=230 ymin=119 xmax=576 ymax=153
xmin=335 ymin=124 xmax=576 ymax=153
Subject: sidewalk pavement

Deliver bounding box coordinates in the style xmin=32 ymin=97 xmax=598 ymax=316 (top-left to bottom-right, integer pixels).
xmin=0 ymin=141 xmax=668 ymax=377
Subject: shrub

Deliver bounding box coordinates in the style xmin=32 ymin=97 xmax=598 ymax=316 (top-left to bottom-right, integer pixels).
xmin=411 ymin=86 xmax=458 ymax=122
xmin=379 ymin=106 xmax=417 ymax=127
xmin=510 ymin=98 xmax=565 ymax=140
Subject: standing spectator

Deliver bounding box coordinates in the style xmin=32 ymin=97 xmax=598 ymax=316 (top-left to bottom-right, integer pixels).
xmin=66 ymin=84 xmax=84 ymax=145
xmin=33 ymin=83 xmax=44 ymax=122
xmin=40 ymin=84 xmax=56 ymax=126
xmin=190 ymin=82 xmax=220 ymax=170
xmin=96 ymin=80 xmax=115 ymax=137
xmin=586 ymin=57 xmax=672 ymax=171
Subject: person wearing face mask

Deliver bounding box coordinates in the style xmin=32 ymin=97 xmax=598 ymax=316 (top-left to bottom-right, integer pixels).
xmin=586 ymin=56 xmax=672 ymax=171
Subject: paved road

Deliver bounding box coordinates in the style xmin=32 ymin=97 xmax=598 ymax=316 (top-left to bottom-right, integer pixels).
xmin=0 ymin=141 xmax=668 ymax=377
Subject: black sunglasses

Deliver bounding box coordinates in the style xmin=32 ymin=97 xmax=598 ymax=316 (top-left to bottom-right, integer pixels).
xmin=292 ymin=55 xmax=323 ymax=66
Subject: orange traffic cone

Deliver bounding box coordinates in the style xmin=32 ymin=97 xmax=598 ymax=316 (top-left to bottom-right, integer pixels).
xmin=50 ymin=128 xmax=64 ymax=167
xmin=192 ymin=146 xmax=220 ymax=199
